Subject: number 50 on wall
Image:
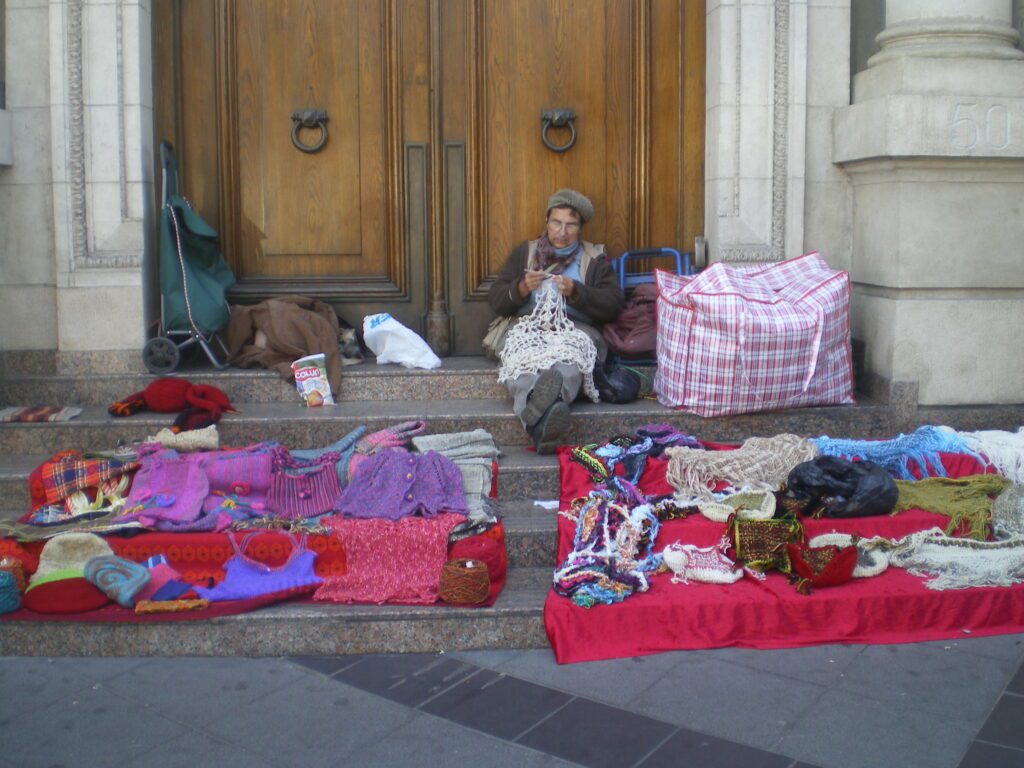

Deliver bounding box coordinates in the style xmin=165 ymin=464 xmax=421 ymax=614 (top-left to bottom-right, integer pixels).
xmin=950 ymin=102 xmax=1012 ymax=151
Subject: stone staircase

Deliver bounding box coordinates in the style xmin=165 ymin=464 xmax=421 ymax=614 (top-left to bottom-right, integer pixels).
xmin=1 ymin=356 xmax=1021 ymax=656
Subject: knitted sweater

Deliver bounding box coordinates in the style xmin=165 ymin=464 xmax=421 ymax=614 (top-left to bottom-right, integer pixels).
xmin=334 ymin=448 xmax=468 ymax=520
xmin=488 ymin=240 xmax=624 ymax=325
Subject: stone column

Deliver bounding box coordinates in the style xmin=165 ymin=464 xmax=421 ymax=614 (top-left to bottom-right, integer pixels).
xmin=49 ymin=0 xmax=153 ymax=368
xmin=834 ymin=0 xmax=1024 ymax=405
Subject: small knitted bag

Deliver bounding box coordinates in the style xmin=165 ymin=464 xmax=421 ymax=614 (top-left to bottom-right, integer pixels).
xmin=498 ymin=280 xmax=599 ymax=401
xmin=698 ymin=490 xmax=776 ymax=523
xmin=786 ymin=543 xmax=858 ymax=594
xmin=268 ymin=462 xmax=342 ymax=520
xmin=727 ymin=514 xmax=804 ymax=573
xmin=662 ymin=539 xmax=743 ymax=585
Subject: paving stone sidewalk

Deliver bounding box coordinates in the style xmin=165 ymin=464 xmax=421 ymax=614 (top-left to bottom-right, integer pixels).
xmin=2 ymin=636 xmax=1024 ymax=768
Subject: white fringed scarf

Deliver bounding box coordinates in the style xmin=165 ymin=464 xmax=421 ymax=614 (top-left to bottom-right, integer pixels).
xmin=957 ymin=427 xmax=1024 ymax=484
xmin=888 ymin=527 xmax=1024 ymax=590
xmin=498 ymin=281 xmax=599 ymax=401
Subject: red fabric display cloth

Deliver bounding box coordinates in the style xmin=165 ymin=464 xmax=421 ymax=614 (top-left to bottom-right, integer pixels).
xmin=546 ymin=448 xmax=1016 ymax=664
xmin=0 ymin=531 xmax=348 ymax=623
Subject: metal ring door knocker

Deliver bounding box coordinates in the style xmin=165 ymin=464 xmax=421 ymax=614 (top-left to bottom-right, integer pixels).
xmin=291 ymin=109 xmax=329 ymax=153
xmin=540 ymin=109 xmax=577 ymax=153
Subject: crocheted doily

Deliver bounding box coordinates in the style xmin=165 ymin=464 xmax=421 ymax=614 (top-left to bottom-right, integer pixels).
xmin=807 ymin=532 xmax=889 ymax=578
xmin=498 ymin=281 xmax=598 ymax=401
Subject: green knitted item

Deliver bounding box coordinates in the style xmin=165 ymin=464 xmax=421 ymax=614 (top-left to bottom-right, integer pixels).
xmin=894 ymin=474 xmax=1011 ymax=540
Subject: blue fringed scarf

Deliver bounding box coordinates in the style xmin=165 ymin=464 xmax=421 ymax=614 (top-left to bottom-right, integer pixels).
xmin=812 ymin=426 xmax=980 ymax=480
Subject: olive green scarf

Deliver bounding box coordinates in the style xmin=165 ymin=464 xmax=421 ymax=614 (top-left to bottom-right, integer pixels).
xmin=894 ymin=474 xmax=1011 ymax=540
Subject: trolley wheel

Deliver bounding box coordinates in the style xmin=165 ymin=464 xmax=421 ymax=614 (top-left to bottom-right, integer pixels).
xmin=142 ymin=336 xmax=181 ymax=375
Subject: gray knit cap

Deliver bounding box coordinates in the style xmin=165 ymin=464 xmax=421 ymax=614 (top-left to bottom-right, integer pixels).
xmin=547 ymin=188 xmax=594 ymax=224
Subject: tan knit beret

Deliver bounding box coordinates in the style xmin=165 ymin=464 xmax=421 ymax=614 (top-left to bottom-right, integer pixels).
xmin=547 ymin=189 xmax=594 ymax=224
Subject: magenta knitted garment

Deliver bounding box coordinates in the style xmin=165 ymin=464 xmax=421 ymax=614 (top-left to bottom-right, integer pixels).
xmin=334 ymin=449 xmax=467 ymax=520
xmin=314 ymin=514 xmax=460 ymax=604
xmin=267 ymin=462 xmax=342 ymax=520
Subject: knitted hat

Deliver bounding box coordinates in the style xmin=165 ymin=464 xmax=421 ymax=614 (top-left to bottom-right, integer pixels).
xmin=30 ymin=533 xmax=114 ymax=584
xmin=547 ymin=189 xmax=594 ymax=224
xmin=23 ymin=573 xmax=110 ymax=614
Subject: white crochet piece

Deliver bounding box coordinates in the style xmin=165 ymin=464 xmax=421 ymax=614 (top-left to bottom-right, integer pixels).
xmin=993 ymin=484 xmax=1024 ymax=540
xmin=888 ymin=527 xmax=1024 ymax=590
xmin=498 ymin=281 xmax=599 ymax=401
xmin=698 ymin=490 xmax=776 ymax=523
xmin=146 ymin=424 xmax=220 ymax=452
xmin=662 ymin=538 xmax=743 ymax=584
xmin=957 ymin=427 xmax=1024 ymax=484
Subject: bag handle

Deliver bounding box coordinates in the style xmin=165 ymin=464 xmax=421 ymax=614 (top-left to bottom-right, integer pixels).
xmin=229 ymin=530 xmax=303 ymax=567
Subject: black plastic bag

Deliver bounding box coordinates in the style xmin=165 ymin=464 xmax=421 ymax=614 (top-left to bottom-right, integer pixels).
xmin=592 ymin=362 xmax=642 ymax=404
xmin=782 ymin=456 xmax=898 ymax=518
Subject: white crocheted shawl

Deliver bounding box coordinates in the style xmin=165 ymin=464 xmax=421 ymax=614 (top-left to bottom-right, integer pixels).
xmin=498 ymin=281 xmax=599 ymax=401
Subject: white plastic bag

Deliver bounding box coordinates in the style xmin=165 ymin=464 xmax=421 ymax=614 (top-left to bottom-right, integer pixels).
xmin=362 ymin=313 xmax=442 ymax=369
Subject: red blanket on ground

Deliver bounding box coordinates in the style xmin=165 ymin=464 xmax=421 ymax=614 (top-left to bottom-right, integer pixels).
xmin=545 ymin=449 xmax=1021 ymax=664
xmin=1 ymin=522 xmax=506 ymax=622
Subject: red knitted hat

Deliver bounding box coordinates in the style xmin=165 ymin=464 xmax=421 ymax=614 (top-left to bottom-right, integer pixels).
xmin=23 ymin=575 xmax=110 ymax=614
xmin=143 ymin=378 xmax=193 ymax=413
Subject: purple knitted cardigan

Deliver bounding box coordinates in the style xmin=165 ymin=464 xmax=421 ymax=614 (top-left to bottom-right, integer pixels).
xmin=334 ymin=448 xmax=467 ymax=520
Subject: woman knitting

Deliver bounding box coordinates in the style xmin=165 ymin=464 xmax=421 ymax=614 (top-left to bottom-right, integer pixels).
xmin=487 ymin=189 xmax=624 ymax=453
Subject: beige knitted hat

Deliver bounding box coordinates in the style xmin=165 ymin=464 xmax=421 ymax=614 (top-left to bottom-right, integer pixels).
xmin=547 ymin=188 xmax=594 ymax=223
xmin=31 ymin=532 xmax=114 ymax=583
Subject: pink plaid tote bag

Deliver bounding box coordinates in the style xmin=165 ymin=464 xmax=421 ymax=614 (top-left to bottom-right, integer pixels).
xmin=654 ymin=252 xmax=854 ymax=417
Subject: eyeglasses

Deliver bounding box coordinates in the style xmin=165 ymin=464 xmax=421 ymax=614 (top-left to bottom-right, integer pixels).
xmin=547 ymin=219 xmax=581 ymax=234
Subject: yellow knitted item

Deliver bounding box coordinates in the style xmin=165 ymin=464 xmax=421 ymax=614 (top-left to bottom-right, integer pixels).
xmin=893 ymin=474 xmax=1011 ymax=540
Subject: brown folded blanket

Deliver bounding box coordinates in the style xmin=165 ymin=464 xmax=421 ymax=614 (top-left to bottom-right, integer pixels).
xmin=226 ymin=295 xmax=342 ymax=394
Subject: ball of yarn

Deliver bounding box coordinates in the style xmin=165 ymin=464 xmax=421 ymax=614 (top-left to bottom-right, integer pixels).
xmin=0 ymin=557 xmax=26 ymax=593
xmin=0 ymin=572 xmax=21 ymax=615
xmin=449 ymin=536 xmax=506 ymax=585
xmin=439 ymin=558 xmax=490 ymax=605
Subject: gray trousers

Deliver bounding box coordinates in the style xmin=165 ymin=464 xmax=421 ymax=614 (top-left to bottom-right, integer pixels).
xmin=506 ymin=362 xmax=583 ymax=429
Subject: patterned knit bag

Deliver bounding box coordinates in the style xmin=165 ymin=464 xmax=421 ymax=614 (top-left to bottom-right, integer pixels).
xmin=268 ymin=462 xmax=342 ymax=520
xmin=727 ymin=514 xmax=804 ymax=573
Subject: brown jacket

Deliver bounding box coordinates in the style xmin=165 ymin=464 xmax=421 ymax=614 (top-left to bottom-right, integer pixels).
xmin=226 ymin=296 xmax=343 ymax=394
xmin=487 ymin=239 xmax=624 ymax=325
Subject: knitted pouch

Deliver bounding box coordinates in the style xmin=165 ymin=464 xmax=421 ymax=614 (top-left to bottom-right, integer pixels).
xmin=728 ymin=514 xmax=804 ymax=573
xmin=786 ymin=543 xmax=858 ymax=593
xmin=84 ymin=555 xmax=152 ymax=608
xmin=268 ymin=462 xmax=342 ymax=520
xmin=200 ymin=449 xmax=273 ymax=512
xmin=662 ymin=540 xmax=743 ymax=585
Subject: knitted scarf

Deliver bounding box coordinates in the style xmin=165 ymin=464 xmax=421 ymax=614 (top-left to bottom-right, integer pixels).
xmin=957 ymin=427 xmax=1024 ymax=484
xmin=533 ymin=233 xmax=581 ymax=272
xmin=889 ymin=526 xmax=1024 ymax=590
xmin=498 ymin=280 xmax=599 ymax=401
xmin=812 ymin=426 xmax=977 ymax=480
xmin=993 ymin=484 xmax=1024 ymax=540
xmin=893 ymin=474 xmax=1011 ymax=540
xmin=665 ymin=434 xmax=819 ymax=502
xmin=553 ymin=491 xmax=662 ymax=608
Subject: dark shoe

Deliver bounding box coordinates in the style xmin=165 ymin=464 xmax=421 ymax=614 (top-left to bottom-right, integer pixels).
xmin=530 ymin=400 xmax=570 ymax=454
xmin=522 ymin=368 xmax=563 ymax=428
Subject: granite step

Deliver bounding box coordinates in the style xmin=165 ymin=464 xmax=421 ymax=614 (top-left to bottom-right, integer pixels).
xmin=0 ymin=565 xmax=552 ymax=657
xmin=0 ymin=447 xmax=557 ymax=511
xmin=0 ymin=358 xmax=510 ymax=406
xmin=0 ymin=397 xmax=903 ymax=455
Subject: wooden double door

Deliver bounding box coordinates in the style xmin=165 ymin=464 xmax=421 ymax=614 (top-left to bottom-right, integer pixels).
xmin=154 ymin=0 xmax=704 ymax=354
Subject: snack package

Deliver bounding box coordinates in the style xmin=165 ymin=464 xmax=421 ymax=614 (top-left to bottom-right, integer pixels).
xmin=291 ymin=353 xmax=335 ymax=407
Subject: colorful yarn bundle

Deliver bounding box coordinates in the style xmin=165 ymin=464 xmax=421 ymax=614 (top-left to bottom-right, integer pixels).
xmin=0 ymin=571 xmax=20 ymax=615
xmin=553 ymin=491 xmax=662 ymax=608
xmin=812 ymin=425 xmax=978 ymax=480
xmin=438 ymin=558 xmax=490 ymax=605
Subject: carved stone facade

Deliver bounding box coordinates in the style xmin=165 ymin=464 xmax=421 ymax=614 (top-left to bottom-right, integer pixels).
xmin=1 ymin=1 xmax=1021 ymax=403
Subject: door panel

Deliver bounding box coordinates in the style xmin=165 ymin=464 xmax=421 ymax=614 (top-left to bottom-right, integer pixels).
xmin=153 ymin=0 xmax=704 ymax=354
